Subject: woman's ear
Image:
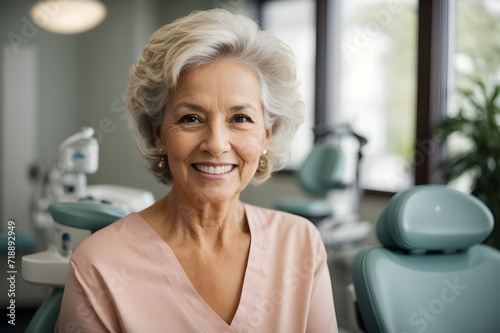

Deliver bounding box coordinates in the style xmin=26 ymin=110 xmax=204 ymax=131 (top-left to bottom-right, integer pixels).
xmin=155 ymin=130 xmax=165 ymax=154
xmin=262 ymin=127 xmax=272 ymax=150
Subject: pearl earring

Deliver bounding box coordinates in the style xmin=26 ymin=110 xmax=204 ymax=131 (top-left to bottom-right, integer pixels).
xmin=258 ymin=150 xmax=268 ymax=171
xmin=158 ymin=148 xmax=166 ymax=170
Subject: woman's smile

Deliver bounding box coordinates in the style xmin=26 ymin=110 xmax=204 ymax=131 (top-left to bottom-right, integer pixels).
xmin=192 ymin=163 xmax=236 ymax=175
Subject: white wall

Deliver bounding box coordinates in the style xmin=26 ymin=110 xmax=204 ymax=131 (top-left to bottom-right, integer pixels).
xmin=79 ymin=0 xmax=166 ymax=198
xmin=1 ymin=2 xmax=81 ymax=232
xmin=1 ymin=45 xmax=38 ymax=233
xmin=0 ymin=1 xmax=82 ymax=307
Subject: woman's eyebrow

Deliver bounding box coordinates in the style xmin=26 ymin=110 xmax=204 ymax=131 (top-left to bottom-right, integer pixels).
xmin=173 ymin=102 xmax=206 ymax=112
xmin=229 ymin=103 xmax=258 ymax=113
xmin=173 ymin=102 xmax=259 ymax=113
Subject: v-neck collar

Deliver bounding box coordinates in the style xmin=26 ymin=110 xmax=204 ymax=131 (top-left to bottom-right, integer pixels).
xmin=131 ymin=203 xmax=263 ymax=332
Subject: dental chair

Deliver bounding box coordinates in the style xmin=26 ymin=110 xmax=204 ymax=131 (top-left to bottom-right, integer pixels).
xmin=275 ymin=124 xmax=372 ymax=329
xmin=275 ymin=141 xmax=345 ymax=223
xmin=351 ymin=185 xmax=500 ymax=333
xmin=274 ymin=124 xmax=372 ymax=249
xmin=22 ymin=202 xmax=126 ymax=333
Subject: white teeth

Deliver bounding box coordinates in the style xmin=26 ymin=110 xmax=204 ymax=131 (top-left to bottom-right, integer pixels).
xmin=195 ymin=164 xmax=233 ymax=175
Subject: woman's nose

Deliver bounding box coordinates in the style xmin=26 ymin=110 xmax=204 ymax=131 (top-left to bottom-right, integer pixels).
xmin=201 ymin=121 xmax=231 ymax=156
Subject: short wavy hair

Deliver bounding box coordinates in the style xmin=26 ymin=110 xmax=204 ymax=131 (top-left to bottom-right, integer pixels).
xmin=126 ymin=8 xmax=304 ymax=184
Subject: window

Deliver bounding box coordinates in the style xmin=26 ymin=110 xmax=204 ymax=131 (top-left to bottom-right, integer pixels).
xmin=260 ymin=0 xmax=484 ymax=192
xmin=260 ymin=0 xmax=316 ymax=169
xmin=446 ymin=0 xmax=500 ymax=192
xmin=261 ymin=0 xmax=418 ymax=192
xmin=331 ymin=0 xmax=418 ymax=192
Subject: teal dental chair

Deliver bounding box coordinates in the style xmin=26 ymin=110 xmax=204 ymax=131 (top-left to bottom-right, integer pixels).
xmin=352 ymin=185 xmax=500 ymax=333
xmin=274 ymin=124 xmax=367 ymax=223
xmin=275 ymin=124 xmax=372 ymax=249
xmin=22 ymin=202 xmax=126 ymax=333
xmin=274 ymin=141 xmax=347 ymax=223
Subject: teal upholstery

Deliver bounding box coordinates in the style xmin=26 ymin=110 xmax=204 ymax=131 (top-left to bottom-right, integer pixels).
xmin=49 ymin=201 xmax=126 ymax=232
xmin=1 ymin=232 xmax=36 ymax=252
xmin=25 ymin=288 xmax=64 ymax=333
xmin=297 ymin=143 xmax=345 ymax=197
xmin=273 ymin=197 xmax=332 ymax=218
xmin=377 ymin=185 xmax=494 ymax=251
xmin=24 ymin=202 xmax=126 ymax=332
xmin=274 ymin=143 xmax=345 ymax=222
xmin=353 ymin=185 xmax=500 ymax=333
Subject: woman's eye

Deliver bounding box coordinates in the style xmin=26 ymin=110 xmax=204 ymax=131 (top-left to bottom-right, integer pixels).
xmin=179 ymin=115 xmax=200 ymax=123
xmin=233 ymin=114 xmax=252 ymax=123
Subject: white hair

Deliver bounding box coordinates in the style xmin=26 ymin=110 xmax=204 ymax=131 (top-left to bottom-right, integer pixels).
xmin=126 ymin=8 xmax=304 ymax=184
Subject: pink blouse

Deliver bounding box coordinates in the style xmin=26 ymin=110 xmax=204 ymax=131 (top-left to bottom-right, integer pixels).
xmin=57 ymin=204 xmax=338 ymax=332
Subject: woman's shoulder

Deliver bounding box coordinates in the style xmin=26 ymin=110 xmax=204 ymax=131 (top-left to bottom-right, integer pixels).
xmin=244 ymin=204 xmax=327 ymax=266
xmin=70 ymin=213 xmax=145 ymax=264
xmin=244 ymin=203 xmax=309 ymax=223
xmin=244 ymin=203 xmax=321 ymax=242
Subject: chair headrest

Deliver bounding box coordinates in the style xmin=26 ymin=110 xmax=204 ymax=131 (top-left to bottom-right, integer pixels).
xmin=49 ymin=202 xmax=126 ymax=233
xmin=298 ymin=144 xmax=345 ymax=196
xmin=377 ymin=185 xmax=494 ymax=251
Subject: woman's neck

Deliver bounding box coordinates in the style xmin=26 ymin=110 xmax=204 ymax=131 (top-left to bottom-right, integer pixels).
xmin=145 ymin=188 xmax=248 ymax=249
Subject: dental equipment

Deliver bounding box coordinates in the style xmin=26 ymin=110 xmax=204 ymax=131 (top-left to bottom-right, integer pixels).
xmin=33 ymin=126 xmax=99 ymax=230
xmin=24 ymin=125 xmax=154 ymax=289
xmin=22 ymin=202 xmax=126 ymax=332
xmin=32 ymin=127 xmax=155 ymax=230
xmin=350 ymin=185 xmax=500 ymax=333
xmin=48 ymin=126 xmax=98 ymax=200
xmin=18 ymin=126 xmax=154 ymax=330
xmin=275 ymin=123 xmax=372 ymax=249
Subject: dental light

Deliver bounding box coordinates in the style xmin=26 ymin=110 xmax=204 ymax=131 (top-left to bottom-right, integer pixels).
xmin=30 ymin=0 xmax=107 ymax=34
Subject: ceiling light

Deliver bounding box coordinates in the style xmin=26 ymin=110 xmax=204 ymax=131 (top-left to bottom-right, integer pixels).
xmin=30 ymin=0 xmax=107 ymax=34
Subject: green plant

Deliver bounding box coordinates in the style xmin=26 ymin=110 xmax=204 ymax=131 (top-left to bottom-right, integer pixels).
xmin=435 ymin=79 xmax=500 ymax=249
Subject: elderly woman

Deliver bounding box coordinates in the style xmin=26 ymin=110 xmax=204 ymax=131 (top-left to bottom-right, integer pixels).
xmin=57 ymin=8 xmax=338 ymax=333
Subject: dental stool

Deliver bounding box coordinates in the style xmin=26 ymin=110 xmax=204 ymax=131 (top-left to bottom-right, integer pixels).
xmin=352 ymin=185 xmax=500 ymax=333
xmin=22 ymin=202 xmax=126 ymax=333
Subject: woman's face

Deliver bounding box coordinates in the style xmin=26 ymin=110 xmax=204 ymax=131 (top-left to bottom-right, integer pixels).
xmin=156 ymin=59 xmax=271 ymax=204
